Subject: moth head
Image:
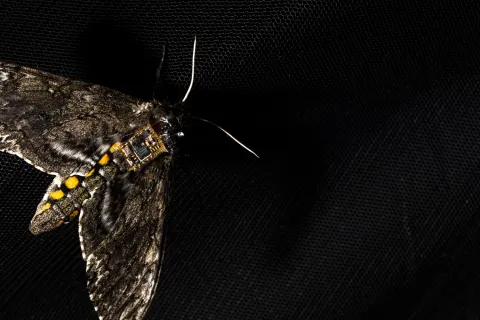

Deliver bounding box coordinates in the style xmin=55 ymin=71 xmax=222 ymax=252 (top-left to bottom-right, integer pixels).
xmin=149 ymin=101 xmax=185 ymax=144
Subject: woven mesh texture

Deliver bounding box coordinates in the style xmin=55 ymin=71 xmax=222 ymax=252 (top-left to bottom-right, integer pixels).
xmin=1 ymin=1 xmax=480 ymax=319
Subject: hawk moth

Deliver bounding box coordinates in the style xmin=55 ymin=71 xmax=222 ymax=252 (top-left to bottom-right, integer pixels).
xmin=0 ymin=39 xmax=197 ymax=320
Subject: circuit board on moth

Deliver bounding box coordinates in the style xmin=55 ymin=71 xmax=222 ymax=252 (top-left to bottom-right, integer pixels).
xmin=117 ymin=124 xmax=168 ymax=171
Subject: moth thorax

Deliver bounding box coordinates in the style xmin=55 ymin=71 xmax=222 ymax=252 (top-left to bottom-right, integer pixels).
xmin=114 ymin=124 xmax=168 ymax=171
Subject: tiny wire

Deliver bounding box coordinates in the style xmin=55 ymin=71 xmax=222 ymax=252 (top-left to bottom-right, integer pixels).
xmin=193 ymin=117 xmax=260 ymax=159
xmin=182 ymin=36 xmax=197 ymax=103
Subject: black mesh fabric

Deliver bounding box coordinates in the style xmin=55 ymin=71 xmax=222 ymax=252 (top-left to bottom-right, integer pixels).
xmin=1 ymin=1 xmax=480 ymax=319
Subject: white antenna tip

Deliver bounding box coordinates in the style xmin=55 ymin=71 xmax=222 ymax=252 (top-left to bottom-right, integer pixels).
xmin=182 ymin=36 xmax=197 ymax=103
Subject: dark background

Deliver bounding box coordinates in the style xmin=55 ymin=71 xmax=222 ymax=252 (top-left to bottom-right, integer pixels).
xmin=1 ymin=1 xmax=480 ymax=319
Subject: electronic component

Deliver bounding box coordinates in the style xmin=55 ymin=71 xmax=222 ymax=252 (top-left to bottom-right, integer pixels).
xmin=116 ymin=124 xmax=168 ymax=171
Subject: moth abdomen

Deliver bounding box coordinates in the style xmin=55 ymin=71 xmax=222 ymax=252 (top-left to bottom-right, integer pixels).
xmin=28 ymin=123 xmax=169 ymax=235
xmin=29 ymin=144 xmax=124 ymax=235
xmin=29 ymin=176 xmax=89 ymax=235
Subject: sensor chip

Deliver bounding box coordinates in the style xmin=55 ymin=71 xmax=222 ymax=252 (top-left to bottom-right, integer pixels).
xmin=116 ymin=125 xmax=168 ymax=171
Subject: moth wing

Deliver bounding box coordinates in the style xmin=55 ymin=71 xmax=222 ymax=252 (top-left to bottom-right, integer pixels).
xmin=0 ymin=61 xmax=152 ymax=176
xmin=82 ymin=156 xmax=172 ymax=320
xmin=78 ymin=168 xmax=140 ymax=259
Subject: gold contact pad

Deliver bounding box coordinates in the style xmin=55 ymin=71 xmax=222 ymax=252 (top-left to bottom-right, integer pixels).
xmin=115 ymin=124 xmax=168 ymax=171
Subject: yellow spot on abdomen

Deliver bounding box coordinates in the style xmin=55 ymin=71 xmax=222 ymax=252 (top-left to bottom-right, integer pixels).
xmin=55 ymin=220 xmax=64 ymax=227
xmin=41 ymin=202 xmax=51 ymax=212
xmin=98 ymin=154 xmax=110 ymax=165
xmin=69 ymin=210 xmax=79 ymax=221
xmin=86 ymin=168 xmax=95 ymax=177
xmin=49 ymin=189 xmax=64 ymax=200
xmin=64 ymin=176 xmax=79 ymax=189
xmin=110 ymin=143 xmax=121 ymax=153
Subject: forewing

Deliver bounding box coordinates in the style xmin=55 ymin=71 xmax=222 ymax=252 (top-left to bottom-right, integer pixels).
xmin=83 ymin=156 xmax=172 ymax=320
xmin=0 ymin=61 xmax=152 ymax=176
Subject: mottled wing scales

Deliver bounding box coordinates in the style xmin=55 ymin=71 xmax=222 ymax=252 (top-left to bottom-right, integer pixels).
xmin=1 ymin=61 xmax=175 ymax=320
xmin=83 ymin=157 xmax=171 ymax=320
xmin=0 ymin=61 xmax=153 ymax=176
xmin=78 ymin=180 xmax=109 ymax=258
xmin=79 ymin=170 xmax=140 ymax=259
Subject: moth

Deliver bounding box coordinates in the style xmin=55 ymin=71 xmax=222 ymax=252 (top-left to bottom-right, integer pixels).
xmin=0 ymin=39 xmax=197 ymax=320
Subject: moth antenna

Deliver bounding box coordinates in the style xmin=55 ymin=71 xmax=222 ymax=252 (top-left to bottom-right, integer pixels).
xmin=152 ymin=44 xmax=167 ymax=101
xmin=193 ymin=117 xmax=260 ymax=159
xmin=183 ymin=38 xmax=258 ymax=159
xmin=157 ymin=44 xmax=167 ymax=82
xmin=182 ymin=36 xmax=197 ymax=103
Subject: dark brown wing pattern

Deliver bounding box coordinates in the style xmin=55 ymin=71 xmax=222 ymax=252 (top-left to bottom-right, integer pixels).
xmin=0 ymin=61 xmax=152 ymax=176
xmin=82 ymin=157 xmax=172 ymax=320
